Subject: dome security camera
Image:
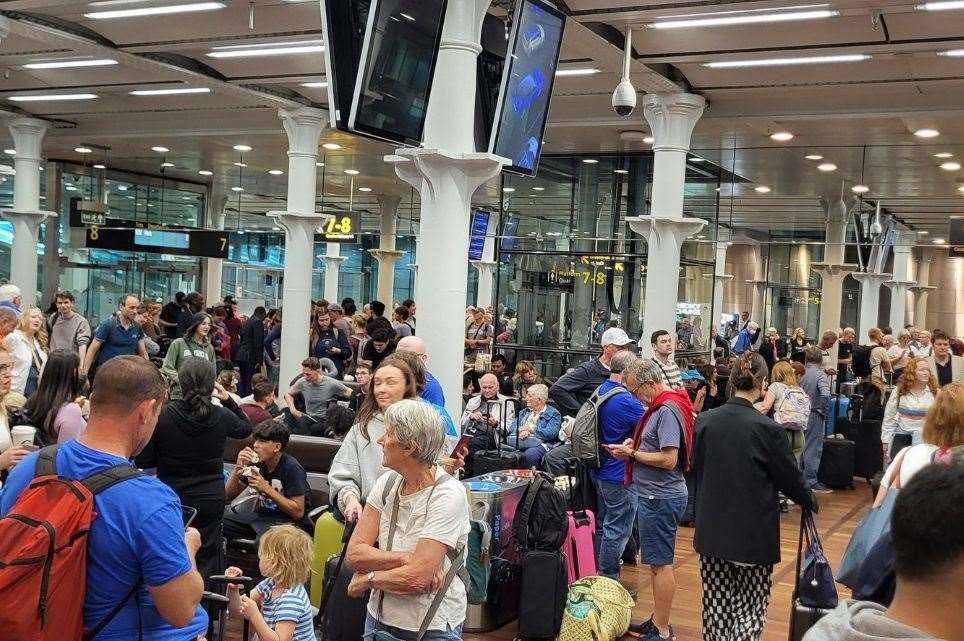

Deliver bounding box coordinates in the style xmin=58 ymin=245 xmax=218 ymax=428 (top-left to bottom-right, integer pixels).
xmin=612 ymin=79 xmax=636 ymax=117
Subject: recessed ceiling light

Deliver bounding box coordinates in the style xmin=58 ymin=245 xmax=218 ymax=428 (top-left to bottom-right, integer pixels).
xmin=358 ymin=187 xmax=372 ymax=192
xmin=151 ymin=146 xmax=170 ymax=153
xmin=532 ymin=186 xmax=545 ymax=191
xmin=322 ymin=143 xmax=341 ymax=150
xmin=919 ymin=0 xmax=964 ymax=10
xmin=933 ymin=237 xmax=947 ymax=244
xmin=705 ymin=54 xmax=869 ymax=69
xmin=555 ymin=68 xmax=601 ymax=77
xmin=770 ymin=131 xmax=794 ymax=142
xmin=161 ymin=162 xmax=175 ymax=168
xmin=649 ymin=8 xmax=839 ymax=29
xmin=503 ymin=187 xmax=516 ymax=192
xmin=93 ymin=164 xmax=106 ymax=169
xmin=852 ymin=184 xmax=870 ymax=194
xmin=74 ymin=147 xmax=92 ymax=154
xmin=233 ymin=144 xmax=252 ymax=152
xmin=268 ymin=169 xmax=284 ymax=175
xmin=934 ymin=152 xmax=954 ymax=158
xmin=914 ymin=128 xmax=940 ymax=138
xmin=130 ymin=87 xmax=211 ymax=96
xmin=8 ymin=93 xmax=98 ymax=102
xmin=817 ymin=162 xmax=837 ymax=172
xmin=301 ymin=81 xmax=329 ymax=88
xmin=614 ymin=169 xmax=629 ymax=174
xmin=198 ymin=170 xmax=213 ymax=176
xmin=315 ymin=162 xmax=325 ymax=167
xmin=689 ymin=158 xmax=705 ymax=163
xmin=208 ymin=43 xmax=325 ymax=58
xmin=754 ymin=186 xmax=771 ymax=193
xmin=65 ymin=185 xmax=78 ymax=191
xmin=24 ymin=58 xmax=118 ymax=69
xmin=643 ymin=136 xmax=655 ymax=144
xmin=941 ymin=161 xmax=962 ymax=171
xmin=233 ymin=162 xmax=247 ymax=168
xmin=582 ymin=159 xmax=598 ymax=164
xmin=3 ymin=149 xmax=14 ymax=156
xmin=231 ymin=186 xmax=245 ymax=192
xmin=958 ymin=185 xmax=964 ymax=193
xmin=343 ymin=169 xmax=360 ymax=175
xmin=117 ymin=185 xmax=128 ymax=191
xmin=805 ymin=154 xmax=824 ymax=160
xmin=84 ymin=2 xmax=225 ymax=19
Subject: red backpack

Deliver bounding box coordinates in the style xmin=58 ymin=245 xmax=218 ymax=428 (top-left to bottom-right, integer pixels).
xmin=0 ymin=445 xmax=143 ymax=641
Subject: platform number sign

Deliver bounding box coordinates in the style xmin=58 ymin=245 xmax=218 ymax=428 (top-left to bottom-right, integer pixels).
xmin=950 ymin=217 xmax=964 ymax=258
xmin=322 ymin=211 xmax=359 ymax=243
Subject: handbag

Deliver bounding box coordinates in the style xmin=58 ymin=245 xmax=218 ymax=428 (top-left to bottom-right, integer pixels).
xmin=372 ymin=474 xmax=466 ymax=641
xmin=797 ymin=510 xmax=838 ymax=610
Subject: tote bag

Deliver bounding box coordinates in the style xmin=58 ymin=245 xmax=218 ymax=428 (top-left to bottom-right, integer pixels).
xmin=798 ymin=510 xmax=838 ymax=610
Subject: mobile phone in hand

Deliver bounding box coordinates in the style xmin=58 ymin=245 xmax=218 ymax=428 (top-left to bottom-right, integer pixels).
xmin=182 ymin=505 xmax=198 ymax=530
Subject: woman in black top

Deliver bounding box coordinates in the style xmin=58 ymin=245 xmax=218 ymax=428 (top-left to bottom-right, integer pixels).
xmin=693 ymin=352 xmax=815 ymax=641
xmin=135 ymin=357 xmax=251 ymax=583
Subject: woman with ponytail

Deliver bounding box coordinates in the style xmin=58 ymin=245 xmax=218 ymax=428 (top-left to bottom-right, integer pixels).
xmin=136 ymin=357 xmax=251 ymax=583
xmin=692 ymin=351 xmax=816 ymax=641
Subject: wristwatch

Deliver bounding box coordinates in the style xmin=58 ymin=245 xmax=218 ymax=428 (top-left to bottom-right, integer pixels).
xmin=367 ymin=571 xmax=376 ymax=590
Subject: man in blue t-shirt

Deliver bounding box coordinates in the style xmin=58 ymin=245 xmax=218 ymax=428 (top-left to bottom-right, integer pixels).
xmin=591 ymin=350 xmax=644 ymax=580
xmin=82 ymin=294 xmax=148 ymax=381
xmin=396 ymin=336 xmax=446 ymax=407
xmin=0 ymin=356 xmax=206 ymax=641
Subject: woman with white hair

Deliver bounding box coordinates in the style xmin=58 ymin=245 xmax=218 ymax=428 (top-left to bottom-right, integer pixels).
xmin=504 ymin=383 xmax=562 ymax=467
xmin=889 ymin=329 xmax=913 ymax=380
xmin=346 ymin=398 xmax=470 ymax=641
xmin=8 ymin=307 xmax=48 ymax=396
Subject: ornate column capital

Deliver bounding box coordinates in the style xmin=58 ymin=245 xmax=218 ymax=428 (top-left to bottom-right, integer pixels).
xmin=6 ymin=117 xmax=48 ymax=162
xmin=642 ymin=93 xmax=706 ymax=153
xmin=369 ymin=248 xmax=405 ymax=263
xmin=386 ymin=148 xmax=506 ymax=196
xmin=278 ymin=107 xmax=326 ymax=158
xmin=627 ymin=215 xmax=706 ymax=248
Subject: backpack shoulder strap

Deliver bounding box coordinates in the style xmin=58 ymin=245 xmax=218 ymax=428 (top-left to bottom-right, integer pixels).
xmin=596 ymin=386 xmax=628 ymax=405
xmin=35 ymin=445 xmax=60 ymax=477
xmin=513 ymin=474 xmax=547 ymax=550
xmin=81 ymin=464 xmax=144 ymax=495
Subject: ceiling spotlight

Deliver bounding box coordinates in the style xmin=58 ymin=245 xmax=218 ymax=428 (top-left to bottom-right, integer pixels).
xmin=161 ymin=162 xmax=175 ymax=168
xmin=852 ymin=184 xmax=870 ymax=194
xmin=233 ymin=162 xmax=247 ymax=168
xmin=198 ymin=170 xmax=213 ymax=176
xmin=643 ymin=136 xmax=655 ymax=144
xmin=754 ymin=186 xmax=771 ymax=193
xmin=941 ymin=161 xmax=962 ymax=171
xmin=614 ymin=169 xmax=629 ymax=174
xmin=770 ymin=131 xmax=794 ymax=142
xmin=914 ymin=128 xmax=940 ymax=138
xmin=934 ymin=152 xmax=954 ymax=158
xmin=503 ymin=187 xmax=516 ymax=192
xmin=343 ymin=169 xmax=360 ymax=175
xmin=151 ymin=146 xmax=170 ymax=153
xmin=322 ymin=143 xmax=341 ymax=150
xmin=316 ymin=162 xmax=325 ymax=167
xmin=233 ymin=144 xmax=252 ymax=152
xmin=805 ymin=154 xmax=824 ymax=160
xmin=268 ymin=169 xmax=284 ymax=175
xmin=117 ymin=185 xmax=128 ymax=191
xmin=358 ymin=187 xmax=372 ymax=192
xmin=532 ymin=186 xmax=545 ymax=191
xmin=817 ymin=162 xmax=837 ymax=172
xmin=3 ymin=149 xmax=15 ymax=156
xmin=231 ymin=186 xmax=245 ymax=192
xmin=74 ymin=147 xmax=92 ymax=154
xmin=933 ymin=237 xmax=947 ymax=244
xmin=93 ymin=164 xmax=106 ymax=169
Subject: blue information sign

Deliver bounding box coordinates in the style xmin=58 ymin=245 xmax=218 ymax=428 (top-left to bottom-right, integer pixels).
xmin=468 ymin=210 xmax=490 ymax=260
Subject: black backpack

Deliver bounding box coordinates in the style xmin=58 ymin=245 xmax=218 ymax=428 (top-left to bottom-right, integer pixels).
xmin=851 ymin=345 xmax=873 ymax=378
xmin=512 ymin=471 xmax=568 ymax=552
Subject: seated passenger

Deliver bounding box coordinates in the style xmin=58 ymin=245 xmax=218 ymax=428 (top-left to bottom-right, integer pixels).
xmin=462 ymin=373 xmax=516 ymax=453
xmin=224 ymin=419 xmax=313 ymax=539
xmin=504 ymin=384 xmax=562 ymax=467
xmin=241 ymin=381 xmax=278 ymax=425
xmin=284 ymin=357 xmax=351 ymax=435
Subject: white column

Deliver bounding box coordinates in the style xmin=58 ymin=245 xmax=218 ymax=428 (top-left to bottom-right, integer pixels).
xmin=322 ymin=247 xmax=346 ymax=303
xmin=853 ymin=272 xmax=892 ymax=340
xmin=812 ymin=197 xmax=858 ymax=362
xmin=472 ymin=210 xmax=498 ymax=308
xmin=710 ymin=240 xmax=733 ymax=328
xmin=1 ymin=117 xmax=56 ymax=307
xmin=384 ymin=0 xmax=507 ymax=422
xmin=628 ymin=93 xmax=706 ymax=357
xmin=910 ymin=248 xmax=936 ymax=327
xmin=202 ymin=193 xmax=228 ymax=304
xmin=884 ymin=230 xmax=917 ymax=332
xmin=369 ymin=195 xmax=404 ymax=304
xmin=267 ymin=107 xmax=327 ymax=395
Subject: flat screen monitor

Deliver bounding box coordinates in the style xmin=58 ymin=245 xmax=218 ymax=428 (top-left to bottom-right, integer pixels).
xmin=134 ymin=228 xmax=190 ymax=250
xmin=319 ymin=0 xmax=370 ymax=131
xmin=488 ymin=0 xmax=566 ymax=176
xmin=349 ymin=0 xmax=448 ymax=146
xmin=468 ymin=210 xmax=490 ymax=260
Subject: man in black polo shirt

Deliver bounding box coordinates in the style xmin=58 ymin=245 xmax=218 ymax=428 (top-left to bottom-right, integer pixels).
xmin=837 ymin=327 xmax=856 ymax=390
xmin=927 ymin=330 xmax=964 ymax=387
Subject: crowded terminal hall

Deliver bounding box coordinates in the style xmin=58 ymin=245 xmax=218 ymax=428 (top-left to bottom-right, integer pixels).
xmin=2 ymin=1 xmax=964 ymax=641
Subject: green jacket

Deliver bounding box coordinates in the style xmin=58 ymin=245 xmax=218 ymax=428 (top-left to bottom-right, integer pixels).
xmin=161 ymin=335 xmax=216 ymax=399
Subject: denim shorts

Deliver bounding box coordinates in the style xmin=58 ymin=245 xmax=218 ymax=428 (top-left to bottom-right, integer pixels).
xmin=364 ymin=612 xmax=463 ymax=641
xmin=636 ymin=495 xmax=687 ymax=566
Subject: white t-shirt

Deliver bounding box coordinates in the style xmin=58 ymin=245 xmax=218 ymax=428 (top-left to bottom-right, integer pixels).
xmin=879 ymin=443 xmax=939 ymax=495
xmin=366 ymin=468 xmax=470 ymax=633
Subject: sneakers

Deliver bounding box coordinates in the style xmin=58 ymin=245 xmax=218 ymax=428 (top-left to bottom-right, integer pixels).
xmin=811 ymin=483 xmax=834 ymax=494
xmin=627 ymin=617 xmax=675 ymax=641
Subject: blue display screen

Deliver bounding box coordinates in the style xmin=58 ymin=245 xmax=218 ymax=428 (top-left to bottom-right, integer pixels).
xmin=489 ymin=0 xmax=565 ymax=176
xmin=468 ymin=210 xmax=490 ymax=260
xmin=134 ymin=228 xmax=190 ymax=249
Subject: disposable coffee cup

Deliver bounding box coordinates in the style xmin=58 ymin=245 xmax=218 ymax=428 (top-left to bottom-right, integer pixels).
xmin=10 ymin=425 xmax=36 ymax=448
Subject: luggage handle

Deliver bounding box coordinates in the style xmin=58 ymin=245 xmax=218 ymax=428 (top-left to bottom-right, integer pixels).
xmin=315 ymin=517 xmax=359 ymax=624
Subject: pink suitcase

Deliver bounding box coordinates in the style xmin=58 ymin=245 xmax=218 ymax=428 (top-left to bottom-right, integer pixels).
xmin=562 ymin=509 xmax=597 ymax=583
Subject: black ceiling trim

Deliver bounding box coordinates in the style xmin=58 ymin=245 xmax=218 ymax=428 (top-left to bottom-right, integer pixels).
xmin=0 ymin=10 xmax=117 ymax=47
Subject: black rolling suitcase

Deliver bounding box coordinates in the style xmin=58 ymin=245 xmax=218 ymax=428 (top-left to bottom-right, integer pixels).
xmin=517 ymin=549 xmax=568 ymax=640
xmin=318 ymin=521 xmax=368 ymax=641
xmin=818 ymin=436 xmax=856 ymax=489
xmin=470 ymin=398 xmax=526 ymax=475
xmin=852 ymin=419 xmax=883 ymax=482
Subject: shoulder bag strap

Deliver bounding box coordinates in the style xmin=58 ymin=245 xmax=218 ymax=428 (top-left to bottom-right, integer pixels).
xmin=415 ymin=545 xmax=466 ymax=641
xmin=376 ymin=474 xmax=404 ymax=621
xmin=35 ymin=445 xmax=60 ymax=477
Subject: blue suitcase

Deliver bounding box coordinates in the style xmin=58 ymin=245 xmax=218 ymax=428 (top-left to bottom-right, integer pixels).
xmin=825 ymin=395 xmax=850 ymax=435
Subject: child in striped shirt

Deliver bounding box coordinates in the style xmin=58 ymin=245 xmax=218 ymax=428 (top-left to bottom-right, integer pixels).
xmin=226 ymin=524 xmax=317 ymax=641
